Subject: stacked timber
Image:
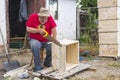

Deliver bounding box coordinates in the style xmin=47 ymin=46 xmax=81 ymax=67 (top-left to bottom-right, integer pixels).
xmin=98 ymin=0 xmax=120 ymax=57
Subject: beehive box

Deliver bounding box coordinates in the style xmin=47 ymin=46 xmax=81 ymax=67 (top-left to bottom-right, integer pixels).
xmin=98 ymin=7 xmax=120 ymax=20
xmin=52 ymin=39 xmax=79 ymax=72
xmin=98 ymin=0 xmax=120 ymax=7
xmin=99 ymin=32 xmax=120 ymax=44
xmin=98 ymin=19 xmax=120 ymax=32
xmin=99 ymin=44 xmax=120 ymax=57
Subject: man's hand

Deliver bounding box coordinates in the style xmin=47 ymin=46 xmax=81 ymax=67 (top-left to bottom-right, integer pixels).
xmin=51 ymin=28 xmax=57 ymax=39
xmin=39 ymin=29 xmax=45 ymax=35
xmin=26 ymin=27 xmax=45 ymax=36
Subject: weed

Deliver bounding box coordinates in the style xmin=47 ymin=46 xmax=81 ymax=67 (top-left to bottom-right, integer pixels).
xmin=109 ymin=62 xmax=120 ymax=68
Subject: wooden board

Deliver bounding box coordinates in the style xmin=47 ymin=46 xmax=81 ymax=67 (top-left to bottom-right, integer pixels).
xmin=99 ymin=32 xmax=120 ymax=44
xmin=99 ymin=44 xmax=120 ymax=57
xmin=98 ymin=19 xmax=120 ymax=32
xmin=45 ymin=63 xmax=90 ymax=80
xmin=98 ymin=0 xmax=120 ymax=7
xmin=66 ymin=64 xmax=78 ymax=71
xmin=51 ymin=43 xmax=60 ymax=71
xmin=59 ymin=39 xmax=79 ymax=45
xmin=52 ymin=43 xmax=66 ymax=72
xmin=59 ymin=45 xmax=66 ymax=72
xmin=98 ymin=7 xmax=120 ymax=20
xmin=29 ymin=63 xmax=91 ymax=80
xmin=3 ymin=65 xmax=29 ymax=77
xmin=66 ymin=43 xmax=79 ymax=64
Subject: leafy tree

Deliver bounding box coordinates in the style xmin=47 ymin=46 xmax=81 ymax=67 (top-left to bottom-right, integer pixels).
xmin=77 ymin=0 xmax=98 ymax=44
xmin=78 ymin=0 xmax=97 ymax=7
xmin=77 ymin=0 xmax=97 ymax=18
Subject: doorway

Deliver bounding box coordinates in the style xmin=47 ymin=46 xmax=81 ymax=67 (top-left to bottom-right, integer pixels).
xmin=9 ymin=0 xmax=26 ymax=38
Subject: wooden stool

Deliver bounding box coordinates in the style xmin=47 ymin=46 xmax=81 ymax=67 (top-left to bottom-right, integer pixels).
xmin=30 ymin=48 xmax=46 ymax=66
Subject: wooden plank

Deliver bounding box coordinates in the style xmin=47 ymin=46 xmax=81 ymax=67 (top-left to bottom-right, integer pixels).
xmin=66 ymin=42 xmax=79 ymax=64
xmin=98 ymin=7 xmax=120 ymax=20
xmin=99 ymin=32 xmax=120 ymax=44
xmin=66 ymin=64 xmax=79 ymax=71
xmin=52 ymin=43 xmax=60 ymax=70
xmin=98 ymin=19 xmax=120 ymax=32
xmin=3 ymin=64 xmax=29 ymax=77
xmin=28 ymin=67 xmax=55 ymax=77
xmin=28 ymin=71 xmax=41 ymax=77
xmin=98 ymin=0 xmax=120 ymax=7
xmin=59 ymin=45 xmax=66 ymax=72
xmin=28 ymin=63 xmax=91 ymax=80
xmin=39 ymin=67 xmax=54 ymax=74
xmin=99 ymin=44 xmax=119 ymax=57
xmin=59 ymin=39 xmax=79 ymax=45
xmin=47 ymin=63 xmax=91 ymax=80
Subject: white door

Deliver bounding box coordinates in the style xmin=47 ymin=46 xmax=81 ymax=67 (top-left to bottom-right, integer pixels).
xmin=46 ymin=0 xmax=76 ymax=40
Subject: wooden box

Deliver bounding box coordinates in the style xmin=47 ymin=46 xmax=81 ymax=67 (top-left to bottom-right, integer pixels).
xmin=99 ymin=32 xmax=120 ymax=44
xmin=98 ymin=0 xmax=120 ymax=7
xmin=99 ymin=44 xmax=120 ymax=57
xmin=98 ymin=7 xmax=120 ymax=20
xmin=98 ymin=20 xmax=120 ymax=32
xmin=52 ymin=39 xmax=79 ymax=72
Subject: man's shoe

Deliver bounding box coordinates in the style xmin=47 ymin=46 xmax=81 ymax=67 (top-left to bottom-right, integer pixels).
xmin=44 ymin=64 xmax=51 ymax=67
xmin=32 ymin=67 xmax=43 ymax=72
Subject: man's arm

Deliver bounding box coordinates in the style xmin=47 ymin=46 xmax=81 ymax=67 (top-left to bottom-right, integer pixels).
xmin=26 ymin=26 xmax=45 ymax=35
xmin=51 ymin=27 xmax=57 ymax=39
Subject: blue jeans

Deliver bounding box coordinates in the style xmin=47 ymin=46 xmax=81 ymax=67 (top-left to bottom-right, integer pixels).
xmin=29 ymin=39 xmax=51 ymax=71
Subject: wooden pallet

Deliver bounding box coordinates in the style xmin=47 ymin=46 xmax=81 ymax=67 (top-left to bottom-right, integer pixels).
xmin=29 ymin=63 xmax=91 ymax=80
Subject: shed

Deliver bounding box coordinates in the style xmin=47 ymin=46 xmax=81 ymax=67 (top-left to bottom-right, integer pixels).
xmin=0 ymin=0 xmax=76 ymax=52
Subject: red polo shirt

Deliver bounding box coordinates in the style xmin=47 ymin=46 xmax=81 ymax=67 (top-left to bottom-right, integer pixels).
xmin=26 ymin=13 xmax=56 ymax=42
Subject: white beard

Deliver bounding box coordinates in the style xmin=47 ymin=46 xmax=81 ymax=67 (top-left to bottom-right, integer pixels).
xmin=39 ymin=18 xmax=48 ymax=25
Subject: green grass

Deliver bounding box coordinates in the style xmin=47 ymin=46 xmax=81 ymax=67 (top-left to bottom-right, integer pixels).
xmin=109 ymin=62 xmax=120 ymax=68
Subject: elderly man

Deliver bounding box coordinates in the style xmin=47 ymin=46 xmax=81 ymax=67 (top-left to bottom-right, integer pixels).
xmin=26 ymin=7 xmax=57 ymax=72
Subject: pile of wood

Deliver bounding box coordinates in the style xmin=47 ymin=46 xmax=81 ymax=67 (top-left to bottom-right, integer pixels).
xmin=98 ymin=0 xmax=120 ymax=57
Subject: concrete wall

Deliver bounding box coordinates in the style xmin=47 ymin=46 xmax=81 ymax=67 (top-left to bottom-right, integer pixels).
xmin=46 ymin=0 xmax=76 ymax=40
xmin=57 ymin=0 xmax=76 ymax=40
xmin=0 ymin=0 xmax=7 ymax=45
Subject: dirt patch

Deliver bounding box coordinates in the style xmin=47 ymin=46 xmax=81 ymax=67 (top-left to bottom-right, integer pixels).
xmin=0 ymin=50 xmax=120 ymax=80
xmin=0 ymin=49 xmax=32 ymax=80
xmin=69 ymin=57 xmax=120 ymax=80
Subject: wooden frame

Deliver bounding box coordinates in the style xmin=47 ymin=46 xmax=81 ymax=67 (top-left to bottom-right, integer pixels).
xmin=52 ymin=39 xmax=79 ymax=72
